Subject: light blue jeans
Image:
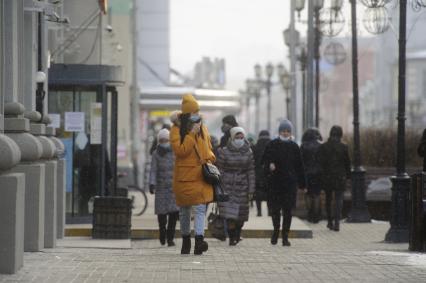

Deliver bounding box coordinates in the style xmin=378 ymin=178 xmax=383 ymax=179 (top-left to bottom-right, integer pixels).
xmin=180 ymin=204 xmax=206 ymax=236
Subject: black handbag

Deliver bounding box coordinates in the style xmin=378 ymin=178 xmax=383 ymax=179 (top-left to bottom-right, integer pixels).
xmin=207 ymin=204 xmax=226 ymax=241
xmin=194 ymin=146 xmax=229 ymax=202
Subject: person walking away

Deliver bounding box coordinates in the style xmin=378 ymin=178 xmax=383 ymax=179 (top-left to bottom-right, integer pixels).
xmin=253 ymin=130 xmax=271 ymax=217
xmin=170 ymin=94 xmax=216 ymax=255
xmin=317 ymin=125 xmax=351 ymax=232
xmin=418 ymin=128 xmax=426 ymax=172
xmin=219 ymin=115 xmax=238 ymax=148
xmin=149 ymin=128 xmax=179 ymax=246
xmin=263 ymin=119 xmax=306 ymax=246
xmin=216 ymin=127 xmax=255 ymax=246
xmin=301 ymin=128 xmax=323 ymax=223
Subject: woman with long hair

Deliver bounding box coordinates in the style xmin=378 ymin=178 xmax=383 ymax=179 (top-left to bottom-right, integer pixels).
xmin=170 ymin=94 xmax=216 ymax=255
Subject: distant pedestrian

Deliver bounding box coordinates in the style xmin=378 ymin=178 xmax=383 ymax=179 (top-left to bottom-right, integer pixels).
xmin=301 ymin=128 xmax=323 ymax=223
xmin=210 ymin=135 xmax=220 ymax=157
xmin=149 ymin=128 xmax=179 ymax=246
xmin=217 ymin=127 xmax=255 ymax=246
xmin=170 ymin=94 xmax=215 ymax=255
xmin=418 ymin=128 xmax=426 ymax=172
xmin=263 ymin=119 xmax=306 ymax=246
xmin=219 ymin=115 xmax=238 ymax=148
xmin=317 ymin=126 xmax=351 ymax=232
xmin=253 ymin=130 xmax=271 ymax=217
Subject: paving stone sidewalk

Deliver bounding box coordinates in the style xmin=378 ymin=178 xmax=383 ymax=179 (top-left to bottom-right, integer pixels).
xmin=2 ymin=219 xmax=426 ymax=283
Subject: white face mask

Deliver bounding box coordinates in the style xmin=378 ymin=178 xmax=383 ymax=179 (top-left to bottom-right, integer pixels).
xmin=232 ymin=138 xmax=245 ymax=148
xmin=279 ymin=135 xmax=290 ymax=141
xmin=159 ymin=142 xmax=170 ymax=148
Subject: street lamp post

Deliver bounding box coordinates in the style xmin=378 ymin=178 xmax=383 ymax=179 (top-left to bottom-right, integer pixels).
xmin=277 ymin=64 xmax=292 ymax=119
xmin=265 ymin=63 xmax=274 ymax=132
xmin=347 ymin=0 xmax=371 ymax=223
xmin=313 ymin=2 xmax=322 ymax=128
xmin=385 ymin=0 xmax=410 ymax=243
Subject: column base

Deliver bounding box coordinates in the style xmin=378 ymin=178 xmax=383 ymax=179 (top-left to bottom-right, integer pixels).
xmin=44 ymin=160 xmax=58 ymax=248
xmin=385 ymin=175 xmax=410 ymax=243
xmin=0 ymin=173 xmax=25 ymax=274
xmin=347 ymin=168 xmax=371 ymax=223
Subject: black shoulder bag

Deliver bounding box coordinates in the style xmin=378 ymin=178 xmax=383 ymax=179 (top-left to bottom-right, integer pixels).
xmin=194 ymin=145 xmax=229 ymax=202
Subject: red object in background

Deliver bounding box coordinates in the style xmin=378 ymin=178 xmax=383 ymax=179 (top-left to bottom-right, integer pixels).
xmin=99 ymin=0 xmax=108 ymax=14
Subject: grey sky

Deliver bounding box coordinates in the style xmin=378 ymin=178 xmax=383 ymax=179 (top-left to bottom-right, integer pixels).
xmin=170 ymin=0 xmax=291 ymax=91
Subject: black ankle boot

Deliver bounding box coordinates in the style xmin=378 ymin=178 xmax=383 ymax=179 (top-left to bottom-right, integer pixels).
xmin=159 ymin=228 xmax=166 ymax=245
xmin=271 ymin=229 xmax=279 ymax=245
xmin=228 ymin=229 xmax=237 ymax=246
xmin=167 ymin=228 xmax=176 ymax=247
xmin=282 ymin=233 xmax=291 ymax=246
xmin=194 ymin=235 xmax=208 ymax=255
xmin=327 ymin=220 xmax=333 ymax=230
xmin=181 ymin=235 xmax=191 ymax=254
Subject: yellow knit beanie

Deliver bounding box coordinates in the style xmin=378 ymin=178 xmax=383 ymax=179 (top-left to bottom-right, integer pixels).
xmin=181 ymin=94 xmax=200 ymax=114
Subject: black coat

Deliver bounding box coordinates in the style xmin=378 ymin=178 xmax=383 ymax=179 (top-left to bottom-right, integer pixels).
xmin=317 ymin=138 xmax=351 ymax=187
xmin=253 ymin=137 xmax=270 ymax=200
xmin=418 ymin=141 xmax=426 ymax=172
xmin=301 ymin=140 xmax=321 ymax=176
xmin=263 ymin=138 xmax=306 ymax=208
xmin=301 ymin=139 xmax=322 ymax=194
xmin=219 ymin=131 xmax=231 ymax=148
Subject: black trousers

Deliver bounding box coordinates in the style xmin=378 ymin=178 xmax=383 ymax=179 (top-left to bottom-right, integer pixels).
xmin=157 ymin=212 xmax=179 ymax=240
xmin=271 ymin=204 xmax=292 ymax=236
xmin=325 ymin=189 xmax=343 ymax=225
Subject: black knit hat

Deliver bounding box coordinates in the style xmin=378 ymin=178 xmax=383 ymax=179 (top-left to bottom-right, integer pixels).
xmin=258 ymin=130 xmax=270 ymax=138
xmin=222 ymin=115 xmax=238 ymax=127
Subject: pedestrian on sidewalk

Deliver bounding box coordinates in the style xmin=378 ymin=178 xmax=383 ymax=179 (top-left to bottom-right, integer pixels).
xmin=219 ymin=115 xmax=238 ymax=148
xmin=418 ymin=128 xmax=426 ymax=172
xmin=170 ymin=94 xmax=216 ymax=255
xmin=216 ymin=127 xmax=255 ymax=246
xmin=263 ymin=119 xmax=306 ymax=246
xmin=301 ymin=128 xmax=323 ymax=223
xmin=253 ymin=130 xmax=271 ymax=217
xmin=317 ymin=125 xmax=351 ymax=232
xmin=149 ymin=128 xmax=179 ymax=247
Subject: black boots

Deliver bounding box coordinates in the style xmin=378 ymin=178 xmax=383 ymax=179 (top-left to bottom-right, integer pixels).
xmin=327 ymin=219 xmax=333 ymax=230
xmin=271 ymin=229 xmax=279 ymax=245
xmin=282 ymin=233 xmax=291 ymax=246
xmin=181 ymin=235 xmax=191 ymax=254
xmin=159 ymin=228 xmax=166 ymax=246
xmin=167 ymin=228 xmax=175 ymax=246
xmin=194 ymin=235 xmax=208 ymax=255
xmin=228 ymin=229 xmax=237 ymax=246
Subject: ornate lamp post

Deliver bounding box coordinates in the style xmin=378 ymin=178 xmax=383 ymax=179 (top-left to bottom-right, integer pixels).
xmin=277 ymin=64 xmax=292 ymax=119
xmin=297 ymin=46 xmax=308 ymax=131
xmin=346 ymin=0 xmax=371 ymax=223
xmin=313 ymin=0 xmax=324 ymax=128
xmin=253 ymin=63 xmax=274 ymax=133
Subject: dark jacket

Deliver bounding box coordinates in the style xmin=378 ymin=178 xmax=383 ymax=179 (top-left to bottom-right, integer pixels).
xmin=263 ymin=138 xmax=306 ymax=208
xmin=149 ymin=146 xmax=179 ymax=215
xmin=253 ymin=136 xmax=270 ymax=198
xmin=317 ymin=138 xmax=351 ymax=182
xmin=216 ymin=141 xmax=255 ymax=222
xmin=219 ymin=131 xmax=231 ymax=148
xmin=301 ymin=138 xmax=322 ymax=177
xmin=418 ymin=129 xmax=426 ymax=172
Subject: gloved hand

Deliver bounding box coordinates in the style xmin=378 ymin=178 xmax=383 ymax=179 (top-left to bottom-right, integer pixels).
xmin=149 ymin=185 xmax=155 ymax=194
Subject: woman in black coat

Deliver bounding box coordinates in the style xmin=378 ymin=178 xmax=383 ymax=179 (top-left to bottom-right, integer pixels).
xmin=263 ymin=120 xmax=306 ymax=246
xmin=301 ymin=128 xmax=322 ymax=223
xmin=418 ymin=129 xmax=426 ymax=172
xmin=253 ymin=130 xmax=271 ymax=217
xmin=317 ymin=125 xmax=351 ymax=232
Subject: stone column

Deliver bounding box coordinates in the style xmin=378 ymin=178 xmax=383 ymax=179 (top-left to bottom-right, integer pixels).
xmin=27 ymin=112 xmax=57 ymax=248
xmin=45 ymin=118 xmax=66 ymax=239
xmin=0 ymin=134 xmax=25 ymax=274
xmin=5 ymin=105 xmax=45 ymax=252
